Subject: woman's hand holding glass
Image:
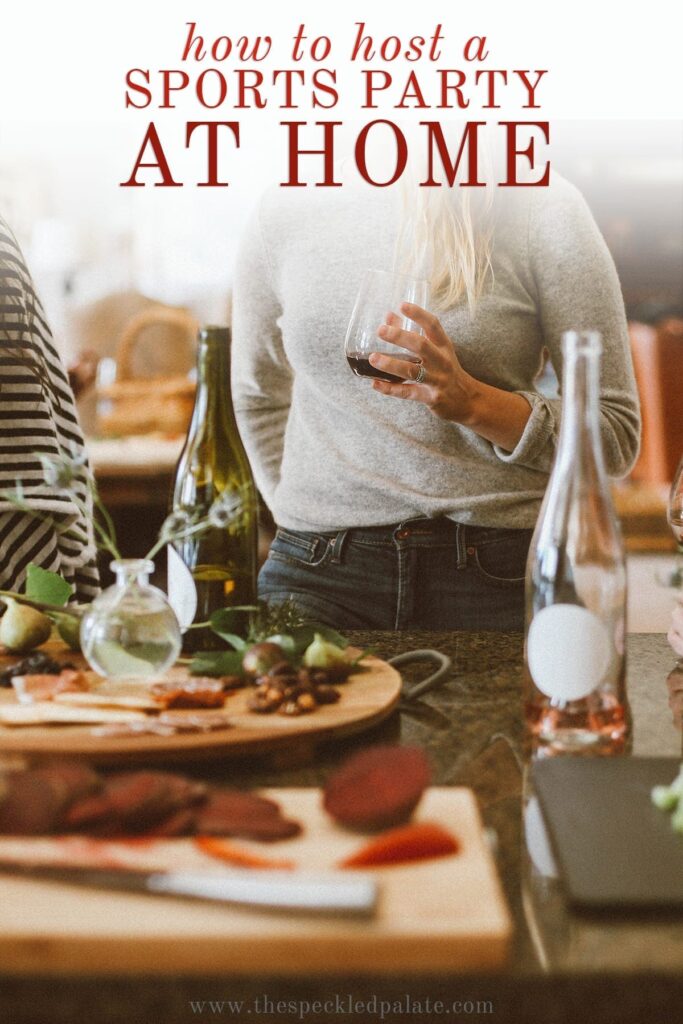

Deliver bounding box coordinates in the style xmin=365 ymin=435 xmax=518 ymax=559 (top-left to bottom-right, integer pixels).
xmin=370 ymin=302 xmax=533 ymax=453
xmin=369 ymin=302 xmax=479 ymax=423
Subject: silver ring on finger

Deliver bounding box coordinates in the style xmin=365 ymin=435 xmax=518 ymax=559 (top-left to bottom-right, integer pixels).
xmin=414 ymin=364 xmax=426 ymax=385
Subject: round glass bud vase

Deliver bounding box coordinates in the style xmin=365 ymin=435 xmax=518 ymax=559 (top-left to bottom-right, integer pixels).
xmin=80 ymin=559 xmax=182 ymax=679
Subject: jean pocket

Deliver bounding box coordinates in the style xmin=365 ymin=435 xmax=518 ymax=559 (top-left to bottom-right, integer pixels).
xmin=472 ymin=529 xmax=531 ymax=588
xmin=267 ymin=528 xmax=334 ymax=569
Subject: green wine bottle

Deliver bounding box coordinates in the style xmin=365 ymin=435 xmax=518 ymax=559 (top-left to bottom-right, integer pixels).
xmin=167 ymin=325 xmax=258 ymax=652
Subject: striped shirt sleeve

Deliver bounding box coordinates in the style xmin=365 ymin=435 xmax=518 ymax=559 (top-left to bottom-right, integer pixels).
xmin=0 ymin=216 xmax=100 ymax=602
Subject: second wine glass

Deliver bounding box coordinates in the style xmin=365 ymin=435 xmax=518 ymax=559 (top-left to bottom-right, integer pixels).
xmin=345 ymin=269 xmax=428 ymax=383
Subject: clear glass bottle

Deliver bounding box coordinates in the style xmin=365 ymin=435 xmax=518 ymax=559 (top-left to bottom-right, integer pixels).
xmin=524 ymin=331 xmax=629 ymax=755
xmin=167 ymin=325 xmax=258 ymax=652
xmin=80 ymin=559 xmax=181 ymax=679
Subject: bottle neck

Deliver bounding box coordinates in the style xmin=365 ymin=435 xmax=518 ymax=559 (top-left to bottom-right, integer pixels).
xmin=555 ymin=333 xmax=606 ymax=481
xmin=111 ymin=558 xmax=153 ymax=588
xmin=191 ymin=327 xmax=237 ymax=435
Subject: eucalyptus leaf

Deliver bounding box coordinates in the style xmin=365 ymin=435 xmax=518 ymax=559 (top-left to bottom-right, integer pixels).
xmin=25 ymin=564 xmax=73 ymax=607
xmin=264 ymin=633 xmax=297 ymax=657
xmin=90 ymin=641 xmax=161 ymax=677
xmin=314 ymin=624 xmax=349 ymax=648
xmin=213 ymin=632 xmax=247 ymax=651
xmin=190 ymin=649 xmax=245 ymax=678
xmin=350 ymin=647 xmax=375 ymax=667
xmin=288 ymin=624 xmax=348 ymax=655
xmin=209 ymin=608 xmax=250 ymax=650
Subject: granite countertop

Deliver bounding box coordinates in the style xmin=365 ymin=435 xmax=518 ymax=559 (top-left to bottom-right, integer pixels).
xmin=2 ymin=632 xmax=682 ymax=1024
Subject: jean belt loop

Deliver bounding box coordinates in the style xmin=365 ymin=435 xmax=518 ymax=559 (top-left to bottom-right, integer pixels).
xmin=455 ymin=522 xmax=468 ymax=570
xmin=329 ymin=529 xmax=349 ymax=565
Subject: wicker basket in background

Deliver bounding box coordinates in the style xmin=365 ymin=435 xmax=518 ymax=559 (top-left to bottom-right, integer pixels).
xmin=97 ymin=308 xmax=198 ymax=437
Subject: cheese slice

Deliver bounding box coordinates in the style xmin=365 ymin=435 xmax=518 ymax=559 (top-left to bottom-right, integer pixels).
xmin=0 ymin=703 xmax=148 ymax=726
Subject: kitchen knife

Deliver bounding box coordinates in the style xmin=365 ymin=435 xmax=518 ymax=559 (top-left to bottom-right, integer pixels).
xmin=0 ymin=860 xmax=378 ymax=918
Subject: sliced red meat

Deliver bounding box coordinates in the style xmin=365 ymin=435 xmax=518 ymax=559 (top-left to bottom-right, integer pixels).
xmin=194 ymin=789 xmax=301 ymax=842
xmin=34 ymin=761 xmax=101 ymax=814
xmin=323 ymin=745 xmax=431 ymax=830
xmin=1 ymin=764 xmax=299 ymax=842
xmin=150 ymin=679 xmax=226 ymax=710
xmin=140 ymin=807 xmax=197 ymax=838
xmin=228 ymin=817 xmax=302 ymax=842
xmin=0 ymin=772 xmax=64 ymax=835
xmin=64 ymin=771 xmax=206 ymax=834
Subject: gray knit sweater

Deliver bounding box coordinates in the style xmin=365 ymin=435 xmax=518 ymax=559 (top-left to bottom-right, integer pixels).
xmin=231 ymin=177 xmax=640 ymax=532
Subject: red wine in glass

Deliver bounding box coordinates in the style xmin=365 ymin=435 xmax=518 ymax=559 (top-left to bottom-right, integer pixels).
xmin=344 ymin=269 xmax=428 ymax=384
xmin=346 ymin=352 xmax=421 ymax=384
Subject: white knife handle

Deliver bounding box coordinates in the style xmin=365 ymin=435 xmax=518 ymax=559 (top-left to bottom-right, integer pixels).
xmin=147 ymin=870 xmax=378 ymax=917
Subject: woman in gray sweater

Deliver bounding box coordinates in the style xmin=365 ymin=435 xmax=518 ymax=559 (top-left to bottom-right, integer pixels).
xmin=231 ymin=176 xmax=640 ymax=630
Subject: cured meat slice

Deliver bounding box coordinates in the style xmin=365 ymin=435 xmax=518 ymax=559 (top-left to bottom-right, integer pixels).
xmin=33 ymin=761 xmax=101 ymax=813
xmin=0 ymin=763 xmax=299 ymax=842
xmin=0 ymin=771 xmax=64 ymax=835
xmin=64 ymin=771 xmax=206 ymax=833
xmin=324 ymin=745 xmax=431 ymax=830
xmin=194 ymin=790 xmax=301 ymax=842
xmin=12 ymin=669 xmax=90 ymax=703
xmin=150 ymin=679 xmax=226 ymax=710
xmin=140 ymin=807 xmax=197 ymax=838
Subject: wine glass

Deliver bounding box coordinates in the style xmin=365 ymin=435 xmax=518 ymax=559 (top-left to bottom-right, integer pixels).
xmin=667 ymin=456 xmax=683 ymax=589
xmin=668 ymin=456 xmax=683 ymax=551
xmin=345 ymin=269 xmax=429 ymax=383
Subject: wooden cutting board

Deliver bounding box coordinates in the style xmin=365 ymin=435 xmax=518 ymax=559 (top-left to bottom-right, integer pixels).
xmin=0 ymin=649 xmax=401 ymax=765
xmin=0 ymin=788 xmax=511 ymax=974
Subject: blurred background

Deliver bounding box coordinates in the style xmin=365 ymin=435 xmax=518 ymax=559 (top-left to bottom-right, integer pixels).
xmin=0 ymin=117 xmax=681 ymax=629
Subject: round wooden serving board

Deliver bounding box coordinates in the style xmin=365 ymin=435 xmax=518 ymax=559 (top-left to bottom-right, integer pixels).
xmin=0 ymin=646 xmax=402 ymax=765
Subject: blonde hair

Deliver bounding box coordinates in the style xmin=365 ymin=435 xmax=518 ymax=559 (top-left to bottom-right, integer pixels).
xmin=394 ymin=130 xmax=496 ymax=316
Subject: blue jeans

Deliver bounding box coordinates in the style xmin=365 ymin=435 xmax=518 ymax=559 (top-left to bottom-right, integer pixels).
xmin=258 ymin=518 xmax=532 ymax=631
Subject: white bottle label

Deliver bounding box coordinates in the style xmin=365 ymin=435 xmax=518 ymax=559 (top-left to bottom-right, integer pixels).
xmin=527 ymin=604 xmax=611 ymax=702
xmin=166 ymin=546 xmax=198 ymax=631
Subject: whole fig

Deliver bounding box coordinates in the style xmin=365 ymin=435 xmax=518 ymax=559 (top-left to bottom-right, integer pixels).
xmin=242 ymin=641 xmax=286 ymax=678
xmin=303 ymin=633 xmax=348 ymax=670
xmin=0 ymin=598 xmax=52 ymax=653
xmin=52 ymin=611 xmax=83 ymax=652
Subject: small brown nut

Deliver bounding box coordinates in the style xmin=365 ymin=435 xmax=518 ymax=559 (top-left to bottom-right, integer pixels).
xmin=296 ymin=692 xmax=317 ymax=712
xmin=247 ymin=695 xmax=275 ymax=713
xmin=283 ymin=683 xmax=313 ymax=700
xmin=279 ymin=700 xmax=302 ymax=716
xmin=268 ymin=661 xmax=294 ymax=677
xmin=273 ymin=671 xmax=297 ymax=684
xmin=326 ymin=664 xmax=352 ymax=683
xmin=247 ymin=685 xmax=284 ymax=713
xmin=314 ymin=684 xmax=340 ymax=704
